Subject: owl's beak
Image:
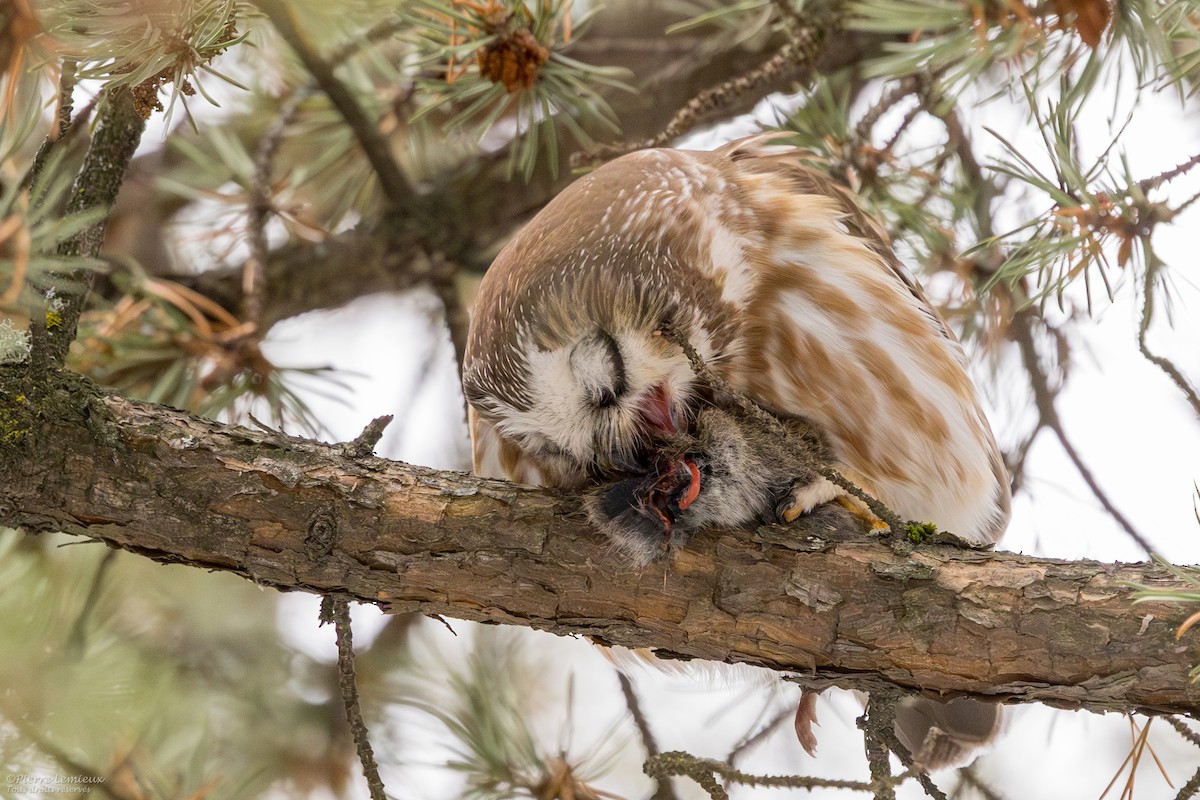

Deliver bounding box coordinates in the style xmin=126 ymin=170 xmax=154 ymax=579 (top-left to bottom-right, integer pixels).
xmin=638 ymin=383 xmax=680 ymax=437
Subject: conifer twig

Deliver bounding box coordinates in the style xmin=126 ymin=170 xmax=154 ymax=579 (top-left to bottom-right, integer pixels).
xmin=320 ymin=595 xmax=388 ymax=800
xmin=1168 ymin=716 xmax=1200 ymax=749
xmin=616 ymin=671 xmax=679 ymax=800
xmin=255 ymin=0 xmax=415 ymax=212
xmin=580 ymin=25 xmax=825 ymax=163
xmin=644 ymin=751 xmax=874 ymax=798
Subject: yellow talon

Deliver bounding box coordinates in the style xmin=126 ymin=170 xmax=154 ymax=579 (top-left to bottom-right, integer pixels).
xmin=835 ymin=495 xmax=889 ymax=531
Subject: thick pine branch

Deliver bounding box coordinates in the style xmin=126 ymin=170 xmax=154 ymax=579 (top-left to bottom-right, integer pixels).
xmin=2 ymin=364 xmax=1199 ymax=715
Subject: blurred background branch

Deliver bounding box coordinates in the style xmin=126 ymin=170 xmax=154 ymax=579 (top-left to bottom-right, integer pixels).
xmin=4 ymin=0 xmax=1200 ymax=797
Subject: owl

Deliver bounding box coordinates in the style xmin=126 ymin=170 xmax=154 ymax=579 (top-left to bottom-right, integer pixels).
xmin=461 ymin=133 xmax=1011 ymax=768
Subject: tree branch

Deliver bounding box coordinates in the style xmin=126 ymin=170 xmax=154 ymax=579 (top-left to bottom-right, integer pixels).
xmin=582 ymin=24 xmax=827 ymax=163
xmin=148 ymin=12 xmax=894 ymax=331
xmin=1009 ymin=308 xmax=1161 ymax=559
xmin=44 ymin=86 xmax=146 ymax=364
xmin=253 ymin=0 xmax=416 ymax=212
xmin=2 ymin=364 xmax=1199 ymax=716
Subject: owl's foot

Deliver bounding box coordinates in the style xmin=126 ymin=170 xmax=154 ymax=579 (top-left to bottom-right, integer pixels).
xmin=777 ymin=477 xmax=844 ymax=523
xmin=794 ymin=690 xmax=821 ymax=757
xmin=776 ymin=477 xmax=891 ymax=532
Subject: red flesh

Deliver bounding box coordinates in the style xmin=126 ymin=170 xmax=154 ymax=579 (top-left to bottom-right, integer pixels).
xmin=678 ymin=458 xmax=701 ymax=510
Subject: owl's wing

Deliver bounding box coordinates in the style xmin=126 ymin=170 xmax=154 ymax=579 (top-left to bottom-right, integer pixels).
xmin=714 ymin=133 xmax=1009 ymax=546
xmin=469 ymin=406 xmax=548 ymax=486
xmin=715 ymin=134 xmax=958 ymax=344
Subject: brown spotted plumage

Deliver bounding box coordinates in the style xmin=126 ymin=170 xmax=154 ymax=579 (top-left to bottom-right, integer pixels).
xmin=463 ymin=134 xmax=1012 ymax=770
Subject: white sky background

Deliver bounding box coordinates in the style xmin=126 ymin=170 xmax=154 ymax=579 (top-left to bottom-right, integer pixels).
xmin=258 ymin=62 xmax=1200 ymax=800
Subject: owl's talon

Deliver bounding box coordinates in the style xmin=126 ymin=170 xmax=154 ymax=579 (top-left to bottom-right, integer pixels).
xmin=834 ymin=495 xmax=890 ymax=532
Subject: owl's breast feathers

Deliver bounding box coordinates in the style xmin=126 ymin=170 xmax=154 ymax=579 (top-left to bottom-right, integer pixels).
xmin=464 ymin=135 xmax=1010 ymax=544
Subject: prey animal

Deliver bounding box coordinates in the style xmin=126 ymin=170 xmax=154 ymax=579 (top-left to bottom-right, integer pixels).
xmin=582 ymin=401 xmax=828 ymax=565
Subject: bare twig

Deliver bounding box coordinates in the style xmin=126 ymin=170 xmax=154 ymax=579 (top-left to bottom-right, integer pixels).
xmin=872 ymin=704 xmax=947 ymax=800
xmin=327 ymin=16 xmax=410 ymax=67
xmin=859 ymin=698 xmax=897 ymax=800
xmin=430 ymin=253 xmax=469 ymax=376
xmin=616 ymin=671 xmax=679 ymax=800
xmin=29 ymin=59 xmax=79 ymax=181
xmin=616 ymin=672 xmax=660 ymax=759
xmin=255 ymin=0 xmax=415 ymax=213
xmin=951 ymin=763 xmax=1005 ymax=800
xmin=580 ymin=25 xmax=825 ymax=163
xmin=859 ymin=693 xmax=949 ymax=800
xmin=53 ymin=59 xmax=77 ymax=138
xmin=0 ymin=697 xmax=136 ymax=800
xmin=29 ymin=57 xmax=78 ymax=179
xmin=923 ymin=92 xmax=997 ymax=241
xmin=727 ymin=705 xmax=792 ymax=765
xmin=344 ymin=414 xmax=394 ymax=459
xmin=1010 ymin=309 xmax=1161 ymax=560
xmin=644 ymin=751 xmax=875 ymax=798
xmin=1168 ymin=716 xmax=1200 ymax=749
xmin=1137 ymin=257 xmax=1200 ymax=416
xmin=320 ymin=595 xmax=388 ymax=800
xmin=1175 ymin=765 xmax=1200 ymax=800
xmin=66 ymin=549 xmax=117 ymax=657
xmin=878 ymin=102 xmax=922 ymax=155
xmin=1138 ymin=153 xmax=1200 ymax=195
xmin=854 ymin=76 xmax=923 ymax=145
xmin=770 ymin=0 xmax=808 ymax=31
xmin=246 ymin=90 xmax=307 ymax=326
xmin=312 ymin=414 xmax=397 ymax=800
xmin=1050 ymin=422 xmax=1159 ymax=557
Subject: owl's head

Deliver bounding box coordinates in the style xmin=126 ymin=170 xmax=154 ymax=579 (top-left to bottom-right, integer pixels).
xmin=464 ymin=324 xmax=702 ymax=487
xmin=462 ymin=146 xmax=739 ymax=488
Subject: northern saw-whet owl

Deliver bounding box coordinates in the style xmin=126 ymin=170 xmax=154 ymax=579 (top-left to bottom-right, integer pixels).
xmin=462 ymin=134 xmax=1011 ymax=768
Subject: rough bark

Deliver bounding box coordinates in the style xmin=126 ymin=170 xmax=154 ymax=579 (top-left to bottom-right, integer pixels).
xmin=2 ymin=363 xmax=1198 ymax=716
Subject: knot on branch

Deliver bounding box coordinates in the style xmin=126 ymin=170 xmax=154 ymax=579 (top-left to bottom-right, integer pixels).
xmin=304 ymin=507 xmax=338 ymax=560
